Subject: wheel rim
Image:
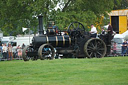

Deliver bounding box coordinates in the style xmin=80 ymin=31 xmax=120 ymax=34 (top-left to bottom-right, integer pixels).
xmin=38 ymin=44 xmax=55 ymax=60
xmin=68 ymin=22 xmax=85 ymax=31
xmin=84 ymin=38 xmax=106 ymax=58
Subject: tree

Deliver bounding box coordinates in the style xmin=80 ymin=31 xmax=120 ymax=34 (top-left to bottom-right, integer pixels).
xmin=113 ymin=0 xmax=128 ymax=10
xmin=0 ymin=0 xmax=125 ymax=35
xmin=0 ymin=0 xmax=33 ymax=35
xmin=0 ymin=0 xmax=57 ymax=36
xmin=54 ymin=0 xmax=118 ymax=31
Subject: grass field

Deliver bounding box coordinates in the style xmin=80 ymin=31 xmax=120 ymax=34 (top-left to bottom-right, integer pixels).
xmin=0 ymin=57 xmax=128 ymax=85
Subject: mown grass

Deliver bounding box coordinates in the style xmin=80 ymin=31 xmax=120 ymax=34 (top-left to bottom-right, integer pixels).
xmin=0 ymin=57 xmax=128 ymax=85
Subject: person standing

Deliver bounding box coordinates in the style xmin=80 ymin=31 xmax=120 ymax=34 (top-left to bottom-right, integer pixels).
xmin=107 ymin=22 xmax=113 ymax=44
xmin=8 ymin=43 xmax=13 ymax=60
xmin=1 ymin=44 xmax=4 ymax=58
xmin=113 ymin=42 xmax=117 ymax=56
xmin=122 ymin=40 xmax=127 ymax=56
xmin=90 ymin=24 xmax=97 ymax=38
xmin=17 ymin=45 xmax=22 ymax=59
xmin=18 ymin=49 xmax=22 ymax=59
xmin=127 ymin=40 xmax=128 ymax=56
xmin=22 ymin=43 xmax=25 ymax=49
xmin=2 ymin=44 xmax=8 ymax=59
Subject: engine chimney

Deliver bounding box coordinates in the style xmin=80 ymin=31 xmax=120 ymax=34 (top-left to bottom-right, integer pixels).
xmin=38 ymin=15 xmax=44 ymax=36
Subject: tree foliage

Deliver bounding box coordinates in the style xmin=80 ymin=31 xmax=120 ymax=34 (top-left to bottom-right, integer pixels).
xmin=0 ymin=0 xmax=126 ymax=35
xmin=54 ymin=0 xmax=118 ymax=31
xmin=113 ymin=0 xmax=128 ymax=9
xmin=0 ymin=0 xmax=57 ymax=35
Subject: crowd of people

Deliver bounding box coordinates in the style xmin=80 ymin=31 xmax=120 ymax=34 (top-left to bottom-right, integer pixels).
xmin=111 ymin=40 xmax=128 ymax=56
xmin=0 ymin=43 xmax=25 ymax=60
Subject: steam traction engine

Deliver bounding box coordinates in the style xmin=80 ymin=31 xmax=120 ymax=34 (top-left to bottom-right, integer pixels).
xmin=22 ymin=15 xmax=107 ymax=61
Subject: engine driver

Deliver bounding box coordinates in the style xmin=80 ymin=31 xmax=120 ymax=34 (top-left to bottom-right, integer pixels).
xmin=89 ymin=24 xmax=97 ymax=38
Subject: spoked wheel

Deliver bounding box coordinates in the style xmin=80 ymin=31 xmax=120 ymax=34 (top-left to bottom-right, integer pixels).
xmin=67 ymin=22 xmax=85 ymax=37
xmin=22 ymin=46 xmax=33 ymax=61
xmin=84 ymin=38 xmax=106 ymax=58
xmin=38 ymin=44 xmax=55 ymax=60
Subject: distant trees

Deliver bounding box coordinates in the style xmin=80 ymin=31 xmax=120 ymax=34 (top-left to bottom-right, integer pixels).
xmin=0 ymin=0 xmax=126 ymax=36
xmin=54 ymin=0 xmax=121 ymax=31
xmin=0 ymin=0 xmax=57 ymax=35
xmin=113 ymin=0 xmax=128 ymax=10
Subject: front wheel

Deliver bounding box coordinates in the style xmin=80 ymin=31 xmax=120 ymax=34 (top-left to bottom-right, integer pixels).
xmin=84 ymin=38 xmax=106 ymax=58
xmin=22 ymin=46 xmax=32 ymax=61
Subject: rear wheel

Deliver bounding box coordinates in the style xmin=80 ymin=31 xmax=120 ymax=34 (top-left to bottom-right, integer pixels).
xmin=84 ymin=38 xmax=106 ymax=58
xmin=38 ymin=44 xmax=55 ymax=60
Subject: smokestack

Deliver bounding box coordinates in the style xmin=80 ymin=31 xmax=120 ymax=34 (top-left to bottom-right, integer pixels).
xmin=38 ymin=15 xmax=44 ymax=36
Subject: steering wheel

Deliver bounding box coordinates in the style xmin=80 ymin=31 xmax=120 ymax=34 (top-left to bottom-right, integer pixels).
xmin=67 ymin=22 xmax=85 ymax=37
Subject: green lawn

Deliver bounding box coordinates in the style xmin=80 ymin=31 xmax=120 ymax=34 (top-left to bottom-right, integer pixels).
xmin=0 ymin=57 xmax=128 ymax=85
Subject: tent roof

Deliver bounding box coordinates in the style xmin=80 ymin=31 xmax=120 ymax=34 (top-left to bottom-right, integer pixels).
xmin=108 ymin=9 xmax=128 ymax=16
